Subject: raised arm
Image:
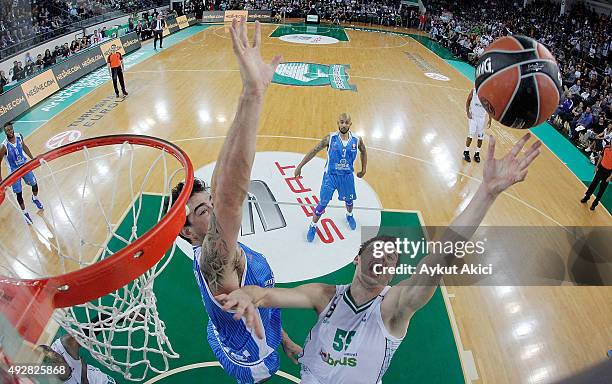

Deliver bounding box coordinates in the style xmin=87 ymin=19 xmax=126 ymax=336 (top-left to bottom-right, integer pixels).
xmin=356 ymin=137 xmax=367 ymax=178
xmin=200 ymin=18 xmax=282 ymax=292
xmin=215 ymin=283 xmax=336 ymax=339
xmin=382 ymin=133 xmax=542 ymax=334
xmin=294 ymin=135 xmax=330 ymax=177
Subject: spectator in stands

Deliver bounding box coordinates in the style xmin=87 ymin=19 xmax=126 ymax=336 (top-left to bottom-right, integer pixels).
xmin=62 ymin=42 xmax=70 ymax=58
xmin=24 ymin=59 xmax=34 ymax=77
xmin=91 ymin=29 xmax=102 ymax=44
xmin=0 ymin=70 xmax=8 ymax=94
xmin=568 ymin=79 xmax=582 ymax=96
xmin=11 ymin=61 xmax=24 ymax=82
xmin=35 ymin=53 xmax=44 ymax=72
xmin=553 ymin=92 xmax=574 ymax=126
xmin=571 ymin=106 xmax=594 ymax=139
xmin=418 ymin=12 xmax=426 ymax=30
xmin=586 ymin=112 xmax=609 ymax=155
xmin=43 ymin=49 xmax=55 ymax=68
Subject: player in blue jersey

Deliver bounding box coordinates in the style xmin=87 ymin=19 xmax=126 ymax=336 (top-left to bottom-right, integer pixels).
xmin=0 ymin=121 xmax=44 ymax=225
xmin=165 ymin=19 xmax=301 ymax=383
xmin=294 ymin=113 xmax=368 ymax=242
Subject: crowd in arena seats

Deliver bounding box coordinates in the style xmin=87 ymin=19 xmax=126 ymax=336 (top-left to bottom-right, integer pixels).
xmin=0 ymin=0 xmax=163 ymax=58
xmin=0 ymin=0 xmax=169 ymax=95
xmin=0 ymin=0 xmax=105 ymax=53
xmin=0 ymin=27 xmax=111 ymax=94
xmin=0 ymin=6 xmax=183 ymax=95
xmin=263 ymin=0 xmax=426 ymax=29
xmin=427 ymin=0 xmax=611 ymax=164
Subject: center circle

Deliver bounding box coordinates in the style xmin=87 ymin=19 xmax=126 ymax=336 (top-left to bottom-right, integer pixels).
xmin=278 ymin=34 xmax=339 ymax=45
xmin=176 ymin=151 xmax=382 ymax=283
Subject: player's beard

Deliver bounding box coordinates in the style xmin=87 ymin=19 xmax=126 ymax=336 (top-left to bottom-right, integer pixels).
xmin=339 ymin=127 xmax=350 ymax=134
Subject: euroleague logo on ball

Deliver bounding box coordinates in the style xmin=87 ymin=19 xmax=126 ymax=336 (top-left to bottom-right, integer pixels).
xmin=475 ymin=57 xmax=493 ymax=78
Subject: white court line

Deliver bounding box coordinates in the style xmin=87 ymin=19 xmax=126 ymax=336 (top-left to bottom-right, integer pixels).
xmin=415 ymin=210 xmax=479 ymax=382
xmin=350 ymin=75 xmax=467 ymax=91
xmin=143 ymin=361 xmax=300 ymax=383
xmin=441 ymin=285 xmax=479 ymax=383
xmin=14 ymin=120 xmax=49 ymax=123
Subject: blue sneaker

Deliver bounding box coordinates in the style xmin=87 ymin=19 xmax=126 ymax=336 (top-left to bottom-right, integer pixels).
xmin=608 ymin=349 xmax=612 ymax=358
xmin=306 ymin=225 xmax=317 ymax=242
xmin=32 ymin=196 xmax=43 ymax=210
xmin=24 ymin=212 xmax=33 ymax=225
xmin=346 ymin=215 xmax=356 ymax=230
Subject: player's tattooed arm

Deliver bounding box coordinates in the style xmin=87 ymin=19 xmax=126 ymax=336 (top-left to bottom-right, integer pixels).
xmin=200 ymin=211 xmax=242 ymax=293
xmin=356 ymin=138 xmax=367 ymax=178
xmin=294 ymin=135 xmax=329 ymax=177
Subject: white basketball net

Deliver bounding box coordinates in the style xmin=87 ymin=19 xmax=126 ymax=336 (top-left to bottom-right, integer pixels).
xmin=0 ymin=139 xmax=185 ymax=381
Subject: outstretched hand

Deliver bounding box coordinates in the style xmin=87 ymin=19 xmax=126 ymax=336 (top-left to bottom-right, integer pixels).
xmin=216 ymin=291 xmax=265 ymax=340
xmin=483 ymin=133 xmax=541 ymax=196
xmin=229 ymin=18 xmax=282 ymax=95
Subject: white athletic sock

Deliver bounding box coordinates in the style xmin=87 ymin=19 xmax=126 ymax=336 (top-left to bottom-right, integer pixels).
xmin=475 ymin=148 xmax=480 ymax=153
xmin=310 ymin=222 xmax=318 ymax=228
xmin=347 ymin=212 xmax=353 ymax=217
xmin=32 ymin=195 xmax=39 ymax=201
xmin=464 ymin=146 xmax=470 ymax=152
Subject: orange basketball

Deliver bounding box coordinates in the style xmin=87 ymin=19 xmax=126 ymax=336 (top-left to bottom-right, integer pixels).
xmin=475 ymin=35 xmax=562 ymax=129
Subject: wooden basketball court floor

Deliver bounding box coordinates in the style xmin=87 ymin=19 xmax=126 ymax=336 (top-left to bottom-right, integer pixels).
xmin=2 ymin=22 xmax=611 ymax=383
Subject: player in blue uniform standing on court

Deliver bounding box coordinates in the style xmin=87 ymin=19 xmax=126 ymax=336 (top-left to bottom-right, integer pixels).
xmin=165 ymin=18 xmax=302 ymax=383
xmin=0 ymin=121 xmax=44 ymax=225
xmin=294 ymin=113 xmax=368 ymax=242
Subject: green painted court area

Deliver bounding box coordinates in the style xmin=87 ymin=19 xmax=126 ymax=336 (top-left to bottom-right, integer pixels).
xmin=270 ymin=24 xmax=350 ymax=42
xmin=55 ymin=195 xmax=463 ymax=383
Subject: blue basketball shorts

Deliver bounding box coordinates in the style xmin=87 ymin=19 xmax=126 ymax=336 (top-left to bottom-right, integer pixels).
xmin=10 ymin=171 xmax=37 ymax=194
xmin=207 ymin=324 xmax=280 ymax=384
xmin=319 ymin=172 xmax=356 ymax=208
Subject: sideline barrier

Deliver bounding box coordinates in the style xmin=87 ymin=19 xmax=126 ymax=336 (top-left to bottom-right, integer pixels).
xmin=0 ymin=14 xmax=197 ymax=127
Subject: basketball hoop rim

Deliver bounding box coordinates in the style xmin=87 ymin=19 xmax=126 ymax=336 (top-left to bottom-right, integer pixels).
xmin=0 ymin=134 xmax=194 ymax=308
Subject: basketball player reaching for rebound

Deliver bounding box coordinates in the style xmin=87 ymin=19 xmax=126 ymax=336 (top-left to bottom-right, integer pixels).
xmin=217 ymin=133 xmax=542 ymax=383
xmin=464 ymin=88 xmax=491 ymax=163
xmin=294 ymin=113 xmax=367 ymax=242
xmin=165 ymin=19 xmax=301 ymax=383
xmin=0 ymin=122 xmax=44 ymax=224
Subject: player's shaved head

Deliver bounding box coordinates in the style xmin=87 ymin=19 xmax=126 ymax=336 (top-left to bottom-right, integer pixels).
xmin=337 ymin=113 xmax=352 ymax=134
xmin=338 ymin=113 xmax=351 ymax=122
